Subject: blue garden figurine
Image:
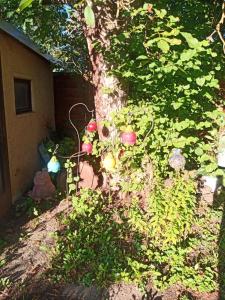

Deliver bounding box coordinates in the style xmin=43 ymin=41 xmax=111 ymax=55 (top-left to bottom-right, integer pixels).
xmin=47 ymin=155 xmax=60 ymax=173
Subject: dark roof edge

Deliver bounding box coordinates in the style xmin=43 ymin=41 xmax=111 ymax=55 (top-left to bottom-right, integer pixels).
xmin=0 ymin=21 xmax=57 ymax=64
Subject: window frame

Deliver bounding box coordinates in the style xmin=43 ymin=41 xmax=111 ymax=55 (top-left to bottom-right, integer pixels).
xmin=14 ymin=78 xmax=32 ymax=115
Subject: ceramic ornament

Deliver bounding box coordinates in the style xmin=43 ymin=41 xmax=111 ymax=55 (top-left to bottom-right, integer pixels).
xmin=29 ymin=170 xmax=56 ymax=200
xmin=217 ymin=151 xmax=225 ymax=168
xmin=202 ymin=175 xmax=218 ymax=193
xmin=169 ymin=148 xmax=186 ymax=171
xmin=47 ymin=155 xmax=60 ymax=173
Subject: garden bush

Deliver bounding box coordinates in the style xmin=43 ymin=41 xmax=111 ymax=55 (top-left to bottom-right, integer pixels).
xmin=51 ymin=3 xmax=225 ymax=296
xmin=52 ymin=183 xmax=222 ymax=293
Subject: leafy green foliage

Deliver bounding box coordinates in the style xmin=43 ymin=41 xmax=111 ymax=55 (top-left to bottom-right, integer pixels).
xmin=44 ymin=136 xmax=75 ymax=165
xmin=99 ymin=4 xmax=225 ymax=181
xmin=65 ymin=159 xmax=78 ymax=194
xmin=147 ymin=175 xmax=196 ymax=247
xmin=14 ymin=196 xmax=60 ymax=218
xmin=2 ymin=0 xmax=89 ymax=73
xmin=0 ymin=277 xmax=11 ymax=291
xmin=11 ymin=0 xmax=225 ymax=295
xmin=51 ymin=182 xmax=220 ymax=292
xmin=51 ymin=3 xmax=225 ymax=294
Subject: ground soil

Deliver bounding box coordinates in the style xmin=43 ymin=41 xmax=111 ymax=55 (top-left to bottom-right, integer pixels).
xmin=0 ymin=198 xmax=71 ymax=300
xmin=0 ymin=198 xmax=220 ymax=300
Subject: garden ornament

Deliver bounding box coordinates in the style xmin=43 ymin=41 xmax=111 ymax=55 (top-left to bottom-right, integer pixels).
xmin=67 ymin=102 xmax=95 ymax=194
xmin=47 ymin=155 xmax=60 ymax=173
xmin=202 ymin=175 xmax=218 ymax=193
xmin=169 ymin=148 xmax=186 ymax=171
xmin=218 ymin=151 xmax=225 ymax=168
xmin=121 ymin=125 xmax=137 ymax=146
xmin=81 ymin=142 xmax=93 ymax=154
xmin=38 ymin=142 xmax=50 ymax=166
xmin=102 ymin=153 xmax=116 ymax=172
xmin=29 ymin=170 xmax=56 ymax=200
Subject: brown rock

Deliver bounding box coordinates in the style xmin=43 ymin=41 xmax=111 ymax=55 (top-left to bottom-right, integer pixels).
xmin=104 ymin=283 xmax=143 ymax=300
xmin=78 ymin=161 xmax=99 ymax=189
xmin=162 ymin=284 xmax=182 ymax=300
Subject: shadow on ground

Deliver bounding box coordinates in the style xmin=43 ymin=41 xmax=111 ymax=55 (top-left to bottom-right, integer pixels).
xmin=217 ymin=191 xmax=225 ymax=300
xmin=0 ymin=197 xmax=71 ymax=300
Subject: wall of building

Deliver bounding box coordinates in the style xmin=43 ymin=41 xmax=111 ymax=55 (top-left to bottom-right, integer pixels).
xmin=54 ymin=73 xmax=94 ymax=138
xmin=0 ymin=31 xmax=55 ymax=202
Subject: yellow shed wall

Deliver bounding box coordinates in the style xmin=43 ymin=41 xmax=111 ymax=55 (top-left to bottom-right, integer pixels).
xmin=0 ymin=32 xmax=55 ymax=202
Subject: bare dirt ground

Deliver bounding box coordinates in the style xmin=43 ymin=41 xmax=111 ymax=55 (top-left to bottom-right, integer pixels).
xmin=0 ymin=198 xmax=71 ymax=300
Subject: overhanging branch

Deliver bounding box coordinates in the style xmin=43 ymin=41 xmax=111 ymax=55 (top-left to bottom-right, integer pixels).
xmin=207 ymin=1 xmax=225 ymax=53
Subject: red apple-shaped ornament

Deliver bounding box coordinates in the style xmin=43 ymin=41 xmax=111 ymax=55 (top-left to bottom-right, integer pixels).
xmin=121 ymin=126 xmax=137 ymax=146
xmin=82 ymin=142 xmax=93 ymax=154
xmin=87 ymin=120 xmax=97 ymax=133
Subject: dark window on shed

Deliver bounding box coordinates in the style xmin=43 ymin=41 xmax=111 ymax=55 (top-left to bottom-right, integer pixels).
xmin=14 ymin=78 xmax=32 ymax=114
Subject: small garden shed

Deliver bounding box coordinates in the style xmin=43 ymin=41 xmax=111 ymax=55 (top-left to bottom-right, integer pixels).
xmin=0 ymin=21 xmax=55 ymax=216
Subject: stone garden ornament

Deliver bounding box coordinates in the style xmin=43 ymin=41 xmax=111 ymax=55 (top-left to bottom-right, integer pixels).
xmin=169 ymin=148 xmax=186 ymax=171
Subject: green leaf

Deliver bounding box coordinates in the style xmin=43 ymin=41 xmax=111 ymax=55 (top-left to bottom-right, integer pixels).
xmin=157 ymin=9 xmax=167 ymax=19
xmin=169 ymin=38 xmax=182 ymax=45
xmin=172 ymin=102 xmax=182 ymax=110
xmin=199 ymin=154 xmax=212 ymax=163
xmin=136 ymin=55 xmax=149 ymax=60
xmin=205 ymin=164 xmax=217 ymax=173
xmin=157 ymin=40 xmax=170 ymax=53
xmin=180 ymin=50 xmax=195 ymax=61
xmin=195 ymin=148 xmax=204 ymax=156
xmin=173 ymin=140 xmax=186 ymax=148
xmin=196 ymin=77 xmax=205 ymax=87
xmin=69 ymin=183 xmax=76 ymax=194
xmin=84 ymin=5 xmax=95 ymax=28
xmin=17 ymin=0 xmax=33 ymax=12
xmin=181 ymin=32 xmax=199 ymax=48
xmin=215 ymin=169 xmax=224 ymax=176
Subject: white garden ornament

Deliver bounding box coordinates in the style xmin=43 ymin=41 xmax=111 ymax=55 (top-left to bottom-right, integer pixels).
xmin=202 ymin=175 xmax=218 ymax=193
xmin=217 ymin=151 xmax=225 ymax=168
xmin=169 ymin=148 xmax=186 ymax=171
xmin=217 ymin=135 xmax=225 ymax=168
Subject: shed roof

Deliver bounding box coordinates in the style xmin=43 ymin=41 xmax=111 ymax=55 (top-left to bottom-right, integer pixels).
xmin=0 ymin=21 xmax=56 ymax=64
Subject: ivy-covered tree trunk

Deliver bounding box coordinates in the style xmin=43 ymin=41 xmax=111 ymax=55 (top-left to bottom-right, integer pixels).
xmin=84 ymin=1 xmax=129 ymax=140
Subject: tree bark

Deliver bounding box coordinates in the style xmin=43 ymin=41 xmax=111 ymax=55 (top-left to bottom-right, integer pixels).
xmin=84 ymin=1 xmax=128 ymax=140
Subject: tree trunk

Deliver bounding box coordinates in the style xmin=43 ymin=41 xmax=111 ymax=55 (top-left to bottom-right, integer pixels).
xmin=84 ymin=1 xmax=128 ymax=140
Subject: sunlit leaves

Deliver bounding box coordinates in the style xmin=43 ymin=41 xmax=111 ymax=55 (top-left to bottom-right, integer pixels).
xmin=157 ymin=39 xmax=170 ymax=53
xmin=155 ymin=8 xmax=167 ymax=19
xmin=84 ymin=5 xmax=95 ymax=28
xmin=181 ymin=32 xmax=199 ymax=48
xmin=17 ymin=0 xmax=34 ymax=12
xmin=196 ymin=77 xmax=206 ymax=87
